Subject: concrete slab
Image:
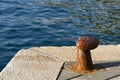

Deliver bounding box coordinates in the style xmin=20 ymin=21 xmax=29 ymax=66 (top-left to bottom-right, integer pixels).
xmin=32 ymin=45 xmax=120 ymax=61
xmin=110 ymin=76 xmax=120 ymax=80
xmin=0 ymin=49 xmax=64 ymax=80
xmin=58 ymin=61 xmax=120 ymax=80
xmin=0 ymin=45 xmax=120 ymax=80
xmin=73 ymin=64 xmax=120 ymax=80
xmin=57 ymin=68 xmax=82 ymax=80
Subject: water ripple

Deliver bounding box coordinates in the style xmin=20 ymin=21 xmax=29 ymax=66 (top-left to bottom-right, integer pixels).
xmin=0 ymin=0 xmax=120 ymax=71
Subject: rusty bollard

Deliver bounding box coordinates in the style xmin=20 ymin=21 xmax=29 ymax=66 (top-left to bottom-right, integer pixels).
xmin=66 ymin=36 xmax=99 ymax=73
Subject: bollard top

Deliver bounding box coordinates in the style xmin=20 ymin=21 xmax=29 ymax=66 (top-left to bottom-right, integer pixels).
xmin=76 ymin=36 xmax=99 ymax=50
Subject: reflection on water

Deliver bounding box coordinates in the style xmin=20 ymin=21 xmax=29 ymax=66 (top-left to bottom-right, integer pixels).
xmin=43 ymin=0 xmax=120 ymax=43
xmin=0 ymin=0 xmax=120 ymax=71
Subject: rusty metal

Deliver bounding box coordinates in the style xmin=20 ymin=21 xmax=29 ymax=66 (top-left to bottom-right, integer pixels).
xmin=65 ymin=36 xmax=99 ymax=73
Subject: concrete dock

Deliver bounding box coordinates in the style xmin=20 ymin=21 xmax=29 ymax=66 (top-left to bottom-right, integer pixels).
xmin=0 ymin=45 xmax=120 ymax=80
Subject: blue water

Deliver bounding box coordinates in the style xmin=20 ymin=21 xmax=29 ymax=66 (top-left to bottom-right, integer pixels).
xmin=0 ymin=0 xmax=120 ymax=71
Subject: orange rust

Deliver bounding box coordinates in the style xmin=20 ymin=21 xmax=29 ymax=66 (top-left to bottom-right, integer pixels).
xmin=65 ymin=36 xmax=99 ymax=73
xmin=69 ymin=48 xmax=94 ymax=73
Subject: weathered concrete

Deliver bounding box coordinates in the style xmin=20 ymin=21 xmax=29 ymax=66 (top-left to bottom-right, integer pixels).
xmin=0 ymin=49 xmax=64 ymax=80
xmin=110 ymin=76 xmax=120 ymax=80
xmin=32 ymin=45 xmax=120 ymax=61
xmin=0 ymin=45 xmax=120 ymax=80
xmin=61 ymin=61 xmax=120 ymax=80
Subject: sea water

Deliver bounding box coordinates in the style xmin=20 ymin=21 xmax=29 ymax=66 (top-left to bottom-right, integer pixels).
xmin=0 ymin=0 xmax=120 ymax=71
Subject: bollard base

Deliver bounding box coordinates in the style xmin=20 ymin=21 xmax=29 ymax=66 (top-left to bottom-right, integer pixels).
xmin=64 ymin=61 xmax=98 ymax=74
xmin=58 ymin=60 xmax=120 ymax=80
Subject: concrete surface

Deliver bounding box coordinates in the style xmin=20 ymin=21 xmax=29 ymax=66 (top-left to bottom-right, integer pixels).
xmin=32 ymin=45 xmax=120 ymax=61
xmin=0 ymin=49 xmax=64 ymax=80
xmin=0 ymin=45 xmax=120 ymax=80
xmin=60 ymin=61 xmax=120 ymax=80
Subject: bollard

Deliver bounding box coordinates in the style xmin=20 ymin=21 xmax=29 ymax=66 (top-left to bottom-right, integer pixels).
xmin=66 ymin=36 xmax=99 ymax=73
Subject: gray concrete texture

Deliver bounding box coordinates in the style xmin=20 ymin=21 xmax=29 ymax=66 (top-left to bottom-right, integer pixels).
xmin=0 ymin=49 xmax=64 ymax=80
xmin=0 ymin=45 xmax=120 ymax=80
